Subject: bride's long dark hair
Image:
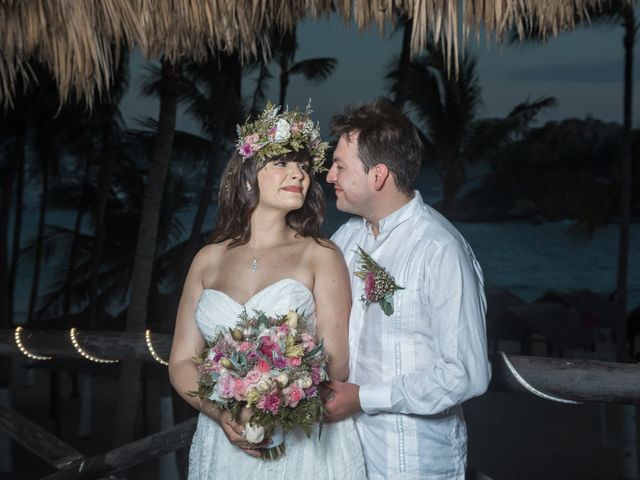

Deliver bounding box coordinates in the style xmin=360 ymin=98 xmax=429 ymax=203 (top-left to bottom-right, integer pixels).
xmin=209 ymin=149 xmax=326 ymax=247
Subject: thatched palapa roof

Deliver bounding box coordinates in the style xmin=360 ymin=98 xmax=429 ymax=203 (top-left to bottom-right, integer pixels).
xmin=0 ymin=0 xmax=620 ymax=108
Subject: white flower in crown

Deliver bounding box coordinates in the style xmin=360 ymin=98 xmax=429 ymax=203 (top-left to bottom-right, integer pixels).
xmin=235 ymin=100 xmax=329 ymax=173
xmin=304 ymin=121 xmax=319 ymax=141
xmin=272 ymin=118 xmax=291 ymax=142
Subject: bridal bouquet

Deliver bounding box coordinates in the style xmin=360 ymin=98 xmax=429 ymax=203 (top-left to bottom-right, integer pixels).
xmin=190 ymin=309 xmax=328 ymax=459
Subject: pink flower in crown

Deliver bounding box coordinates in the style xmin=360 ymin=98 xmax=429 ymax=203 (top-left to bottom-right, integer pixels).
xmin=291 ymin=121 xmax=305 ymax=134
xmin=267 ymin=125 xmax=278 ymax=140
xmin=245 ymin=370 xmax=262 ymax=384
xmin=233 ymin=378 xmax=248 ymax=401
xmin=364 ymin=271 xmax=377 ymax=301
xmin=240 ymin=142 xmax=254 ymax=158
xmin=256 ymin=358 xmax=271 ymax=373
xmin=246 ymin=133 xmax=260 ymax=144
xmin=238 ymin=341 xmax=252 ymax=352
xmin=217 ymin=374 xmax=236 ymax=398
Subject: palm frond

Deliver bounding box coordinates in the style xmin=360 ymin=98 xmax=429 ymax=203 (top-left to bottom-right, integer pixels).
xmin=289 ymin=58 xmax=338 ymax=82
xmin=465 ymin=96 xmax=557 ymax=161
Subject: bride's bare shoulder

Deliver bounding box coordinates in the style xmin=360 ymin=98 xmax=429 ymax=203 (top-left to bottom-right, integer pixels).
xmin=191 ymin=242 xmax=229 ymax=270
xmin=302 ymin=237 xmax=345 ymax=268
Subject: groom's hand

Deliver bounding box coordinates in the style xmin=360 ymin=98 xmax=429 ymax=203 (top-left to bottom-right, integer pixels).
xmin=323 ymin=379 xmax=361 ymax=423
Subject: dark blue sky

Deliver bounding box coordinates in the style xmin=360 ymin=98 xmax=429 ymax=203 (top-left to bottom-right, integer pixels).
xmin=120 ymin=13 xmax=639 ymax=136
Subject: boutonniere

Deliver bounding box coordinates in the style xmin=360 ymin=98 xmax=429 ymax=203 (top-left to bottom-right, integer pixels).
xmin=355 ymin=246 xmax=404 ymax=316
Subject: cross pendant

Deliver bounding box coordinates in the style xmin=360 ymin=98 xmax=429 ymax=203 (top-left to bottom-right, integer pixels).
xmin=251 ymin=259 xmax=258 ymax=272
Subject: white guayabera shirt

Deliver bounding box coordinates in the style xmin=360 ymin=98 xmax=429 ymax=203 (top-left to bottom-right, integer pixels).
xmin=332 ymin=191 xmax=491 ymax=480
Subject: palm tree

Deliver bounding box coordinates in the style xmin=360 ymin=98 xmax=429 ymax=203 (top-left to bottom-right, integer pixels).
xmin=516 ymin=3 xmax=636 ymax=354
xmin=248 ymin=60 xmax=272 ymax=118
xmin=36 ymin=147 xmax=191 ymax=325
xmin=516 ymin=8 xmax=638 ymax=475
xmin=0 ymin=106 xmax=26 ymax=327
xmin=8 ymin=127 xmax=25 ymax=323
xmin=87 ymin=50 xmax=130 ymax=330
xmin=261 ymin=26 xmax=337 ymax=108
xmin=113 ymin=57 xmax=182 ymax=448
xmin=393 ymin=16 xmax=413 ymax=108
xmin=176 ymin=52 xmax=244 ymax=289
xmin=25 ymin=67 xmax=79 ymax=325
xmin=388 ymin=44 xmax=556 ymax=214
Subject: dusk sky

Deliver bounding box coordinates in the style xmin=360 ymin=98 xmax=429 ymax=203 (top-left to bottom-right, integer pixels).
xmin=121 ymin=12 xmax=640 ymax=137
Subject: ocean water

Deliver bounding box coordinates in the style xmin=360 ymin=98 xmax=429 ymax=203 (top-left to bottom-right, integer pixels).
xmin=324 ymin=201 xmax=640 ymax=307
xmin=8 ymin=203 xmax=640 ymax=321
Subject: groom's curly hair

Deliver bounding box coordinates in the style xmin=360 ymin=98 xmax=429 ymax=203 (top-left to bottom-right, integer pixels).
xmin=330 ymin=98 xmax=424 ymax=196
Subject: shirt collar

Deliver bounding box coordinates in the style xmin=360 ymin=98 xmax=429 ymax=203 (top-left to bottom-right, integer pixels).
xmin=364 ymin=190 xmax=423 ymax=239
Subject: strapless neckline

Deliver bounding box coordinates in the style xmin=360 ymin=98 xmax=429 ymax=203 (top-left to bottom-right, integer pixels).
xmin=201 ymin=277 xmax=313 ymax=307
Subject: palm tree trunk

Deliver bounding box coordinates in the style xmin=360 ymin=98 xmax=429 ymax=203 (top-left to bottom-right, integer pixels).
xmin=179 ymin=148 xmax=219 ymax=284
xmin=27 ymin=158 xmax=49 ymax=324
xmin=63 ymin=155 xmax=91 ymax=315
xmin=9 ymin=138 xmax=25 ymax=323
xmin=278 ymin=26 xmax=295 ymax=107
xmin=0 ymin=132 xmax=19 ymax=328
xmin=394 ymin=17 xmax=413 ymax=108
xmin=250 ymin=61 xmax=270 ymax=117
xmin=113 ymin=58 xmax=181 ymax=448
xmin=441 ymin=159 xmax=465 ymax=215
xmin=618 ymin=7 xmax=637 ymax=480
xmin=89 ymin=127 xmax=117 ymax=329
xmin=279 ymin=61 xmax=289 ymax=107
xmin=69 ymin=153 xmax=95 ymax=439
xmin=615 ymin=0 xmax=635 ymax=363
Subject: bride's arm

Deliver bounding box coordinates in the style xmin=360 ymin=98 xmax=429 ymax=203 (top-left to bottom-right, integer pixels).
xmin=169 ymin=246 xmax=259 ymax=456
xmin=168 ymin=247 xmax=210 ymax=412
xmin=311 ymin=241 xmax=352 ymax=382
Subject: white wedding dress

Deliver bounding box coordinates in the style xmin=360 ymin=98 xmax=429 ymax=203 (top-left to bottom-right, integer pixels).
xmin=188 ymin=278 xmax=367 ymax=479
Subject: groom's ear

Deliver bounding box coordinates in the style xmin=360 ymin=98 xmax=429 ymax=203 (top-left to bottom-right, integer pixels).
xmin=371 ymin=163 xmax=390 ymax=191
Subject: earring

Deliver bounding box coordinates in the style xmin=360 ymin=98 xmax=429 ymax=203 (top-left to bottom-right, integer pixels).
xmin=246 ymin=182 xmax=252 ymax=192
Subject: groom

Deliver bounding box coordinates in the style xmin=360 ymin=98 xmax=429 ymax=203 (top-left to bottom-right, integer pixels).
xmin=324 ymin=98 xmax=491 ymax=479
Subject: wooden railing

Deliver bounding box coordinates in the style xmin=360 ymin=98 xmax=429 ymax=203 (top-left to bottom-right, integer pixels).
xmin=1 ymin=328 xmax=639 ymax=478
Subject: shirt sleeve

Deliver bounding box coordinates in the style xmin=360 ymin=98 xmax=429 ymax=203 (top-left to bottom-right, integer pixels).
xmin=359 ymin=240 xmax=491 ymax=416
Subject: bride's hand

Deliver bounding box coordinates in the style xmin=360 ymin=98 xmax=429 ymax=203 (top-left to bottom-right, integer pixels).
xmin=204 ymin=402 xmax=261 ymax=457
xmin=238 ymin=406 xmax=253 ymax=425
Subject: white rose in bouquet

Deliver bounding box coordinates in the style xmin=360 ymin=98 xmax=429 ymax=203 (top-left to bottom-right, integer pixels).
xmin=245 ymin=423 xmax=266 ymax=444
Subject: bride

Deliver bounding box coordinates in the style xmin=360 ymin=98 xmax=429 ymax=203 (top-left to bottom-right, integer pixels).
xmin=169 ymin=103 xmax=366 ymax=479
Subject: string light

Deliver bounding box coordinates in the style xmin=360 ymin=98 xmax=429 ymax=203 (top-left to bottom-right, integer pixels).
xmin=14 ymin=326 xmax=53 ymax=360
xmin=69 ymin=327 xmax=119 ymax=364
xmin=145 ymin=329 xmax=169 ymax=366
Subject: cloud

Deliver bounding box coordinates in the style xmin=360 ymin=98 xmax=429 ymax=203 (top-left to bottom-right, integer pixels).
xmin=509 ymin=58 xmax=640 ymax=83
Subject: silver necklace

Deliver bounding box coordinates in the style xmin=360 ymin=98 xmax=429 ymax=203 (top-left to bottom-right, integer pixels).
xmin=249 ymin=246 xmax=276 ymax=272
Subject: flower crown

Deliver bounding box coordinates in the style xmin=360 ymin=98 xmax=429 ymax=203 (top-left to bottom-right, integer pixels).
xmin=235 ymin=100 xmax=329 ymax=174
